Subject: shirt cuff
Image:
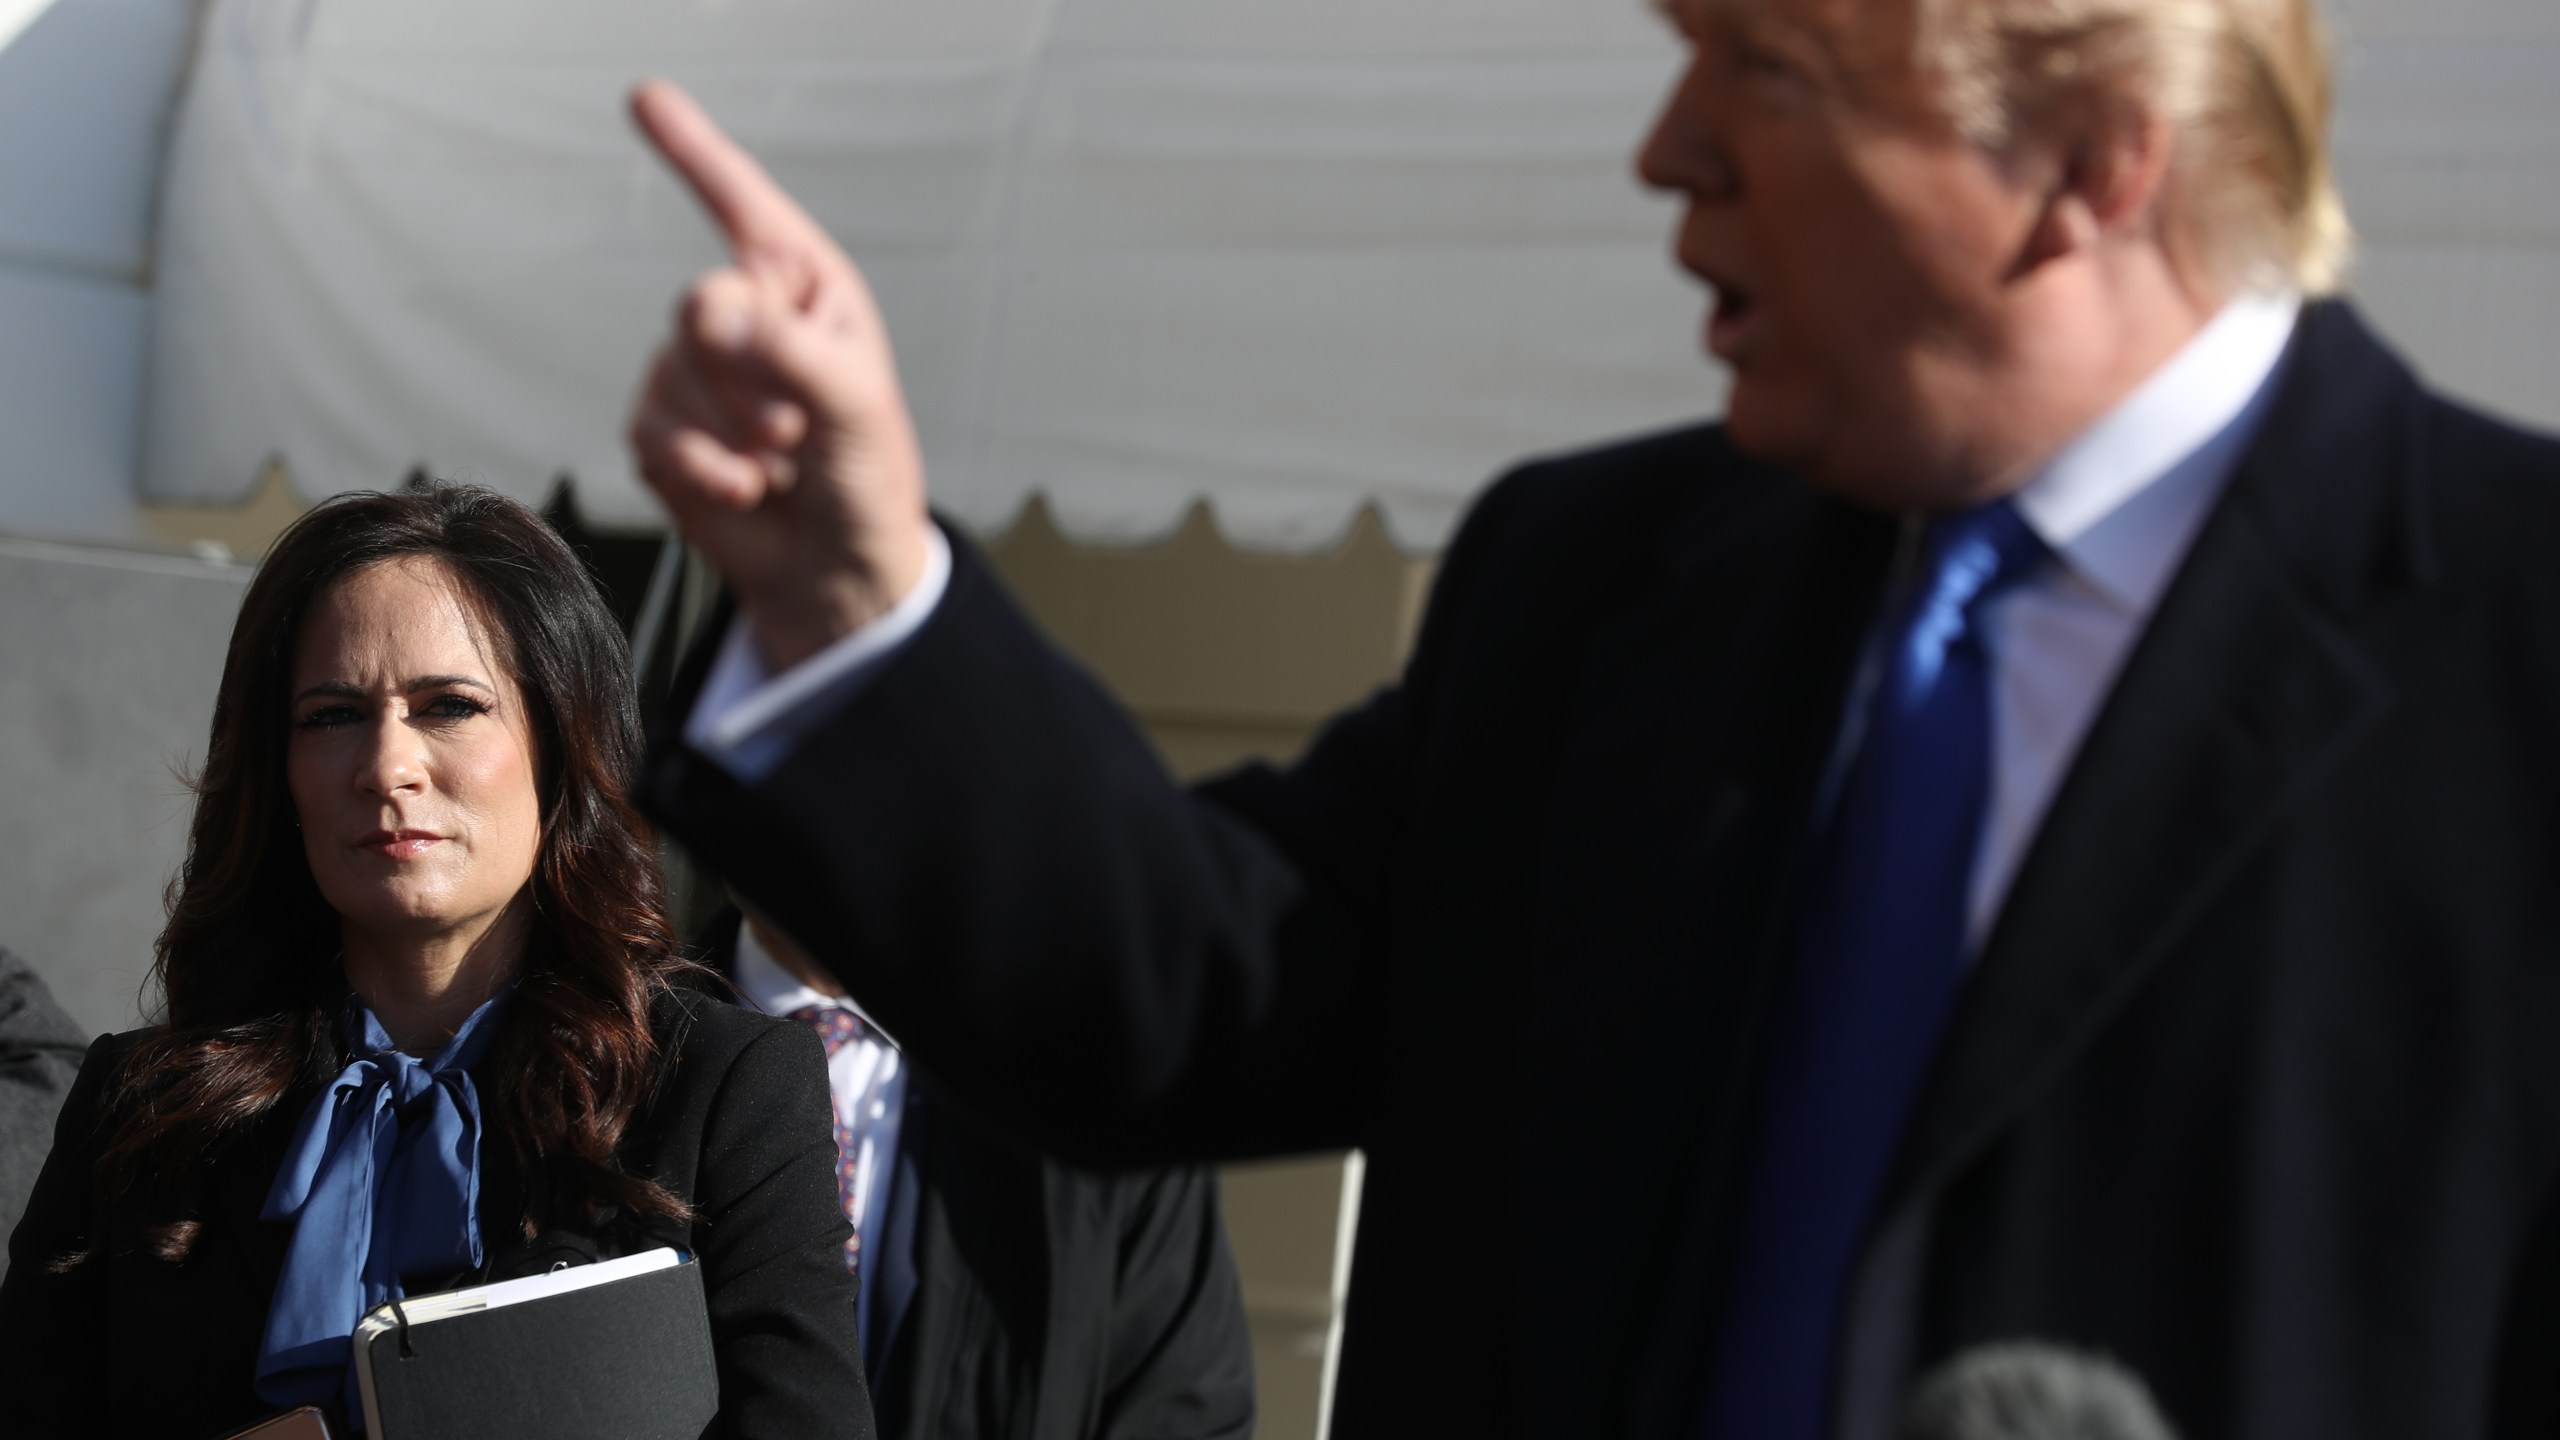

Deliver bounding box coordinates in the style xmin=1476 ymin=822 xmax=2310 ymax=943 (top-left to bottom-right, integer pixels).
xmin=682 ymin=524 xmax=953 ymax=782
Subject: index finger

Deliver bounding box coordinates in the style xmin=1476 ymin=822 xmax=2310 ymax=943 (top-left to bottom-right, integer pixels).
xmin=631 ymin=79 xmax=829 ymax=268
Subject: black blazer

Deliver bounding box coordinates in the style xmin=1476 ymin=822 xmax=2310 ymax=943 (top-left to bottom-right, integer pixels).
xmin=0 ymin=990 xmax=873 ymax=1440
xmin=699 ymin=919 xmax=1255 ymax=1440
xmin=641 ymin=302 xmax=2560 ymax=1438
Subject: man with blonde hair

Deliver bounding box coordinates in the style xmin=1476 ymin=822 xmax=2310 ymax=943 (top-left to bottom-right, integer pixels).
xmin=625 ymin=0 xmax=2560 ymax=1432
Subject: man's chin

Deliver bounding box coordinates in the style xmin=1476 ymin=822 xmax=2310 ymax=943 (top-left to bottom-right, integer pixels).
xmin=1720 ymin=389 xmax=1822 ymax=477
xmin=1721 ymin=397 xmax=1934 ymax=513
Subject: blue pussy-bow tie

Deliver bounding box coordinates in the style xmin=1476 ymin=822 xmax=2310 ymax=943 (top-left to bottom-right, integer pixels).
xmin=253 ymin=989 xmax=507 ymax=1419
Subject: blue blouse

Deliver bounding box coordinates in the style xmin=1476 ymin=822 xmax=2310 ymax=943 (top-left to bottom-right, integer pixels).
xmin=252 ymin=990 xmax=506 ymax=1419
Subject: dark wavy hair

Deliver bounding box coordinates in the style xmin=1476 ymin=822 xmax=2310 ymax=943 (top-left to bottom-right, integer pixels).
xmin=85 ymin=485 xmax=696 ymax=1261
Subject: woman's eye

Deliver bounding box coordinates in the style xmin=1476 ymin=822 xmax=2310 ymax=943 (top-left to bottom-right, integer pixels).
xmin=422 ymin=695 xmax=491 ymax=722
xmin=295 ymin=705 xmax=360 ymax=730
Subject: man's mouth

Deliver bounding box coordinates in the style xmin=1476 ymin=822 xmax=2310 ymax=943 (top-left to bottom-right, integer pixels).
xmin=1707 ymin=282 xmax=1760 ymax=361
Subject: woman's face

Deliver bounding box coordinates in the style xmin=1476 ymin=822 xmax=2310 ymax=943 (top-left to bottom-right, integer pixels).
xmin=286 ymin=557 xmax=544 ymax=952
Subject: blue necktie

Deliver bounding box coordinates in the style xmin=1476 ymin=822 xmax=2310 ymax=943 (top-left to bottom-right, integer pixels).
xmin=1699 ymin=499 xmax=2047 ymax=1440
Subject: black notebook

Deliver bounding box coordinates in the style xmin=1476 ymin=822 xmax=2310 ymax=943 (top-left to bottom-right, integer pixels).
xmin=352 ymin=1248 xmax=718 ymax=1440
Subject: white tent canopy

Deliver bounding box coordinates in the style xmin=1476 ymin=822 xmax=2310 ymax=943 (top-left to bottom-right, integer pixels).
xmin=0 ymin=0 xmax=2553 ymax=551
xmin=0 ymin=0 xmax=195 ymax=545
xmin=142 ymin=0 xmax=1705 ymax=550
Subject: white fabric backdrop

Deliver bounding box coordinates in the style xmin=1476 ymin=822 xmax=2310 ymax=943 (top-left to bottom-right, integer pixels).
xmin=0 ymin=0 xmax=196 ymax=545
xmin=143 ymin=0 xmax=1700 ymax=549
xmin=2327 ymin=0 xmax=2560 ymax=432
xmin=126 ymin=0 xmax=2560 ymax=552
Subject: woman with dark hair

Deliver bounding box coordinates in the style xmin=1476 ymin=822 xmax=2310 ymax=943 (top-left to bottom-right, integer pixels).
xmin=0 ymin=486 xmax=871 ymax=1438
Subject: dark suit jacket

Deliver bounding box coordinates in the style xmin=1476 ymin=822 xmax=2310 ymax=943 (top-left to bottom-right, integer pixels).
xmin=641 ymin=302 xmax=2560 ymax=1438
xmin=700 ymin=920 xmax=1256 ymax=1440
xmin=0 ymin=990 xmax=873 ymax=1440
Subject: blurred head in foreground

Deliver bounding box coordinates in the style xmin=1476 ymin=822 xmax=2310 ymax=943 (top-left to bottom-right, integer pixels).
xmin=1904 ymin=1342 xmax=2181 ymax=1440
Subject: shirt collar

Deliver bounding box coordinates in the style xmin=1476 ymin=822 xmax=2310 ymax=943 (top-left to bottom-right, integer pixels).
xmin=732 ymin=920 xmax=892 ymax=1041
xmin=343 ymin=983 xmax=510 ymax=1070
xmin=2009 ymin=292 xmax=2301 ymax=614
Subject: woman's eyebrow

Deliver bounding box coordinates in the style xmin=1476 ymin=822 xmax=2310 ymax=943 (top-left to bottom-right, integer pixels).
xmin=292 ymin=681 xmax=367 ymax=704
xmin=290 ymin=675 xmax=494 ymax=703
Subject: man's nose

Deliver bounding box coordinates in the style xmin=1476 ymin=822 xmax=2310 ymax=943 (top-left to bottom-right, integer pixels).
xmin=1634 ymin=59 xmax=1733 ymax=199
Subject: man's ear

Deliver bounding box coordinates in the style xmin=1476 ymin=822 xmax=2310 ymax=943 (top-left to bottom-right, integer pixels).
xmin=2017 ymin=94 xmax=2175 ymax=271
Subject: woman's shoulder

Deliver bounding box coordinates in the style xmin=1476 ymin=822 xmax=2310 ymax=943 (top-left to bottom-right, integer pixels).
xmin=623 ymin=987 xmax=832 ymax=1192
xmin=649 ymin=982 xmax=807 ymax=1055
xmin=90 ymin=1024 xmax=157 ymax=1058
xmin=63 ymin=1026 xmax=158 ymax=1100
xmin=644 ymin=987 xmax=828 ymax=1107
xmin=23 ymin=1026 xmax=169 ymax=1189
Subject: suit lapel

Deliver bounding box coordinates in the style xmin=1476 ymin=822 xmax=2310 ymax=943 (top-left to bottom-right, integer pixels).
xmin=883 ymin=1078 xmax=1051 ymax=1436
xmin=1518 ymin=458 xmax=1896 ymax=1428
xmin=1878 ymin=301 xmax=2433 ymax=1255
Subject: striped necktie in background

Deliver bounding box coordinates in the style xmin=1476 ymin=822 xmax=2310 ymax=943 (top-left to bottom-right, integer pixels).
xmin=788 ymin=1002 xmax=874 ymax=1280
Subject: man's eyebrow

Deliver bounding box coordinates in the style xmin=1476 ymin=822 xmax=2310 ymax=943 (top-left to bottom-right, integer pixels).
xmin=1660 ymin=0 xmax=1793 ymax=45
xmin=291 ymin=675 xmax=496 ymax=704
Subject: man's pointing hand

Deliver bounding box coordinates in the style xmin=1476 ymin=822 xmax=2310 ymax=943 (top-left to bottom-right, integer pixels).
xmin=627 ymin=79 xmax=932 ymax=671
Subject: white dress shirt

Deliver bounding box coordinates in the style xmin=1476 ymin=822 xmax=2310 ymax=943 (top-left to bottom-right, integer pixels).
xmin=729 ymin=923 xmax=903 ymax=1237
xmin=686 ymin=523 xmax=953 ymax=782
xmin=1962 ymin=292 xmax=2300 ymax=945
xmin=686 ymin=295 xmax=2302 ymax=957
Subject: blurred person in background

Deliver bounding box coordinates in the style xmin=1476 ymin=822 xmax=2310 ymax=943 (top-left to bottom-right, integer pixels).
xmin=702 ymin=905 xmax=1254 ymax=1440
xmin=0 ymin=947 xmax=83 ymax=1269
xmin=621 ymin=0 xmax=2560 ymax=1431
xmin=0 ymin=487 xmax=868 ymax=1438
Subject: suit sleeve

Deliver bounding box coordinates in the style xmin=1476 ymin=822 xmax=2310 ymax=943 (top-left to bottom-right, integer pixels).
xmin=688 ymin=1021 xmax=875 ymax=1440
xmin=0 ymin=951 xmax=85 ymax=1248
xmin=641 ymin=482 xmax=1518 ymax=1170
xmin=0 ymin=1033 xmax=118 ymax=1439
xmin=1093 ymin=1166 xmax=1257 ymax=1440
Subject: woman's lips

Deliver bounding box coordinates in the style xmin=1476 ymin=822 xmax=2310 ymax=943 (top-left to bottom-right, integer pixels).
xmin=356 ymin=829 xmax=444 ymax=859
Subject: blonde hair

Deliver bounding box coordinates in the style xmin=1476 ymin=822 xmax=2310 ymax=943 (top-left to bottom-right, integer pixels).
xmin=1917 ymin=0 xmax=2352 ymax=295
